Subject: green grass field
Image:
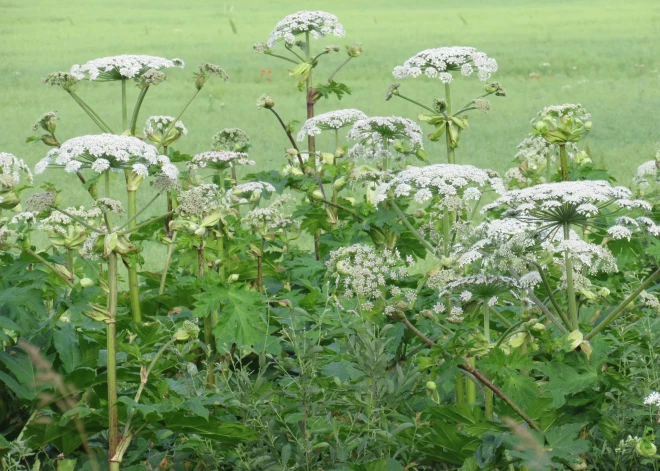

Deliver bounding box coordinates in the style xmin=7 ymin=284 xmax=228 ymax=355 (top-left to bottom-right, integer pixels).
xmin=2 ymin=0 xmax=659 ymax=267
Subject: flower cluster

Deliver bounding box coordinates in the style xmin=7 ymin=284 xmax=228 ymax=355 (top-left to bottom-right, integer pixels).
xmin=243 ymin=195 xmax=299 ymax=240
xmin=484 ymin=180 xmax=650 ymax=229
xmin=212 ymin=128 xmax=251 ymax=153
xmin=326 ymin=244 xmax=411 ymax=311
xmin=188 ymin=151 xmax=255 ymax=171
xmin=531 ymin=104 xmax=592 ymax=145
xmin=373 ymin=163 xmax=505 ymax=209
xmin=175 ymin=184 xmax=230 ymax=218
xmin=70 ymin=55 xmax=184 ymax=81
xmin=35 ymin=134 xmax=178 ymax=180
xmin=144 ymin=116 xmax=187 ymax=138
xmin=95 ymin=198 xmax=124 ymax=215
xmin=633 ymin=157 xmax=659 ymax=194
xmin=393 ymin=47 xmax=498 ymax=83
xmin=42 ymin=72 xmax=81 ymax=90
xmin=296 ymin=109 xmax=367 ymax=142
xmin=229 ymin=181 xmax=276 ymax=202
xmin=1 ymin=152 xmax=33 ymax=186
xmin=264 ymin=11 xmax=345 ymax=48
xmin=38 ymin=207 xmax=102 ymax=249
xmin=32 ymin=111 xmax=58 ymax=133
xmin=347 ymin=116 xmax=423 ymax=161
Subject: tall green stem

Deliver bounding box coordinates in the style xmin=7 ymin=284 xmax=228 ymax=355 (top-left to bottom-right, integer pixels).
xmin=198 ymin=244 xmax=215 ymax=387
xmin=257 ymin=238 xmax=265 ymax=293
xmin=391 ymin=201 xmax=438 ymax=257
xmin=157 ymin=89 xmax=201 ymax=152
xmin=129 ymin=86 xmax=149 ymax=136
xmin=546 ymin=154 xmax=552 ymax=182
xmin=559 ymin=144 xmax=569 ymax=181
xmin=126 ymin=184 xmax=141 ymax=323
xmin=107 ymin=251 xmax=119 ymax=471
xmin=564 ymin=222 xmax=579 ymax=330
xmin=445 ymin=83 xmax=455 ymax=163
xmin=483 ymin=301 xmax=494 ymax=419
xmin=159 ymin=232 xmax=177 ymax=296
xmin=121 ymin=79 xmax=128 ymax=131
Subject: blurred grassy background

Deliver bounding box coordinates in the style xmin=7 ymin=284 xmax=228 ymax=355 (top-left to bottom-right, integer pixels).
xmin=1 ymin=0 xmax=659 ymax=267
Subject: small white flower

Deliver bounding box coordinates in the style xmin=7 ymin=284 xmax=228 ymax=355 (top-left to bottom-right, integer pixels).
xmin=264 ymin=11 xmax=345 ymax=48
xmin=71 ymin=55 xmax=184 ymax=81
xmin=393 ymin=47 xmax=497 ymax=83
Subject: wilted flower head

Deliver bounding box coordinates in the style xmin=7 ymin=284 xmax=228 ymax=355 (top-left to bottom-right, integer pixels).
xmin=144 ymin=116 xmax=187 ymax=147
xmin=42 ymin=71 xmax=81 ymax=91
xmin=531 ymin=104 xmax=592 ymax=145
xmin=32 ymin=111 xmax=58 ymax=133
xmin=296 ymin=109 xmax=367 ymax=142
xmin=24 ymin=190 xmax=57 ymax=213
xmin=188 ymin=151 xmax=255 ymax=172
xmin=256 ymin=94 xmax=275 ymax=109
xmin=70 ymin=55 xmax=184 ymax=81
xmin=194 ymin=63 xmax=229 ymax=89
xmin=35 ymin=134 xmax=178 ymax=181
xmin=265 ymin=11 xmax=345 ymax=48
xmin=347 ymin=116 xmax=423 ymax=161
xmin=212 ymin=128 xmax=251 ymax=153
xmin=136 ymin=68 xmax=167 ymax=88
xmin=253 ymin=42 xmax=271 ymax=54
xmin=385 ymin=83 xmax=400 ymax=101
xmin=38 ymin=206 xmax=102 ymax=249
xmin=393 ymin=47 xmax=498 ymax=83
xmin=0 ymin=152 xmax=33 ymax=186
xmin=95 ymin=198 xmax=124 ymax=215
xmin=326 ymin=244 xmax=411 ymax=311
xmin=373 ymin=163 xmax=505 ymax=209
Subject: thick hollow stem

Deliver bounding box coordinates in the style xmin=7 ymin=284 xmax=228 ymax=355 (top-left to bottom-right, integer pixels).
xmin=126 ymin=186 xmax=142 ymax=323
xmin=159 ymin=231 xmax=177 ymax=296
xmin=257 ymin=238 xmax=265 ymax=293
xmin=455 ymin=373 xmax=465 ymax=406
xmin=67 ymin=90 xmax=115 ymax=134
xmin=121 ymin=79 xmax=128 ymax=132
xmin=445 ymin=83 xmax=455 ymax=164
xmin=197 ymin=245 xmax=215 ymax=387
xmin=106 ymin=252 xmax=119 ymax=466
xmin=563 ymin=223 xmax=579 ymax=330
xmin=531 ymin=261 xmax=571 ymax=329
xmin=466 ymin=358 xmax=477 ymax=405
xmin=559 ymin=144 xmax=569 ymax=181
xmin=483 ymin=302 xmax=494 ymax=420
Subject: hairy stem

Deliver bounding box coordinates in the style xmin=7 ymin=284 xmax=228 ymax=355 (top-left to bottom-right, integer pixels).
xmin=483 ymin=302 xmax=494 ymax=420
xmin=267 ymin=108 xmax=306 ymax=174
xmin=121 ymin=79 xmax=128 ymax=131
xmin=107 ymin=251 xmax=119 ymax=469
xmin=559 ymin=144 xmax=569 ymax=181
xmin=198 ymin=244 xmax=215 ymax=387
xmin=157 ymin=89 xmax=201 ymax=152
xmin=445 ymin=83 xmax=455 ymax=163
xmin=159 ymin=231 xmax=177 ymax=296
xmin=327 ymin=56 xmax=352 ymax=83
xmin=531 ymin=261 xmax=571 ymax=329
xmin=125 ymin=185 xmax=141 ymax=323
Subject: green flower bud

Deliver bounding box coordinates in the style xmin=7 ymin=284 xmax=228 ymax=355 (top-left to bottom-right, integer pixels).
xmin=41 ymin=134 xmax=60 ymax=147
xmin=346 ymin=42 xmax=362 ymax=57
xmin=334 ymin=147 xmax=345 ymax=158
xmin=174 ymin=320 xmax=200 ymax=341
xmin=433 ymin=98 xmax=448 ymax=113
xmin=311 ymin=190 xmax=324 ymax=201
xmin=636 ymin=439 xmax=657 ymax=458
xmin=333 ymin=177 xmax=347 ymax=191
xmin=227 ymin=273 xmax=239 ymax=283
xmin=426 ymin=381 xmax=437 ymax=391
xmin=0 ymin=190 xmax=20 ymax=209
xmin=321 ymin=152 xmax=335 ymax=165
xmin=80 ymin=278 xmax=94 ymax=288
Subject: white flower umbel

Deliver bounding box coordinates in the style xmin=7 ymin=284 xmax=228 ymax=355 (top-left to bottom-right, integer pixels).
xmin=645 ymin=391 xmax=660 ymax=407
xmin=326 ymin=244 xmax=410 ymax=311
xmin=373 ymin=163 xmax=505 ymax=209
xmin=542 ymin=232 xmax=618 ymax=276
xmin=188 ymin=151 xmax=256 ymax=172
xmin=514 ymin=135 xmax=580 ymax=168
xmin=296 ymin=109 xmax=367 ymax=142
xmin=144 ymin=116 xmax=187 ymax=137
xmin=38 ymin=207 xmax=102 ymax=249
xmin=265 ymin=11 xmax=345 ymax=48
xmin=229 ymin=182 xmax=276 ymax=204
xmin=393 ymin=47 xmax=498 ymax=83
xmin=633 ymin=158 xmax=659 ymax=195
xmin=439 ymin=275 xmax=520 ymax=321
xmin=35 ymin=134 xmax=178 ymax=180
xmin=175 ymin=184 xmax=231 ymax=218
xmin=347 ymin=116 xmax=423 ymax=162
xmin=484 ymin=180 xmax=651 ymax=231
xmin=531 ymin=104 xmax=592 ymax=145
xmin=70 ymin=55 xmax=184 ymax=81
xmin=212 ymin=128 xmax=251 ymax=153
xmin=0 ymin=152 xmax=33 ymax=185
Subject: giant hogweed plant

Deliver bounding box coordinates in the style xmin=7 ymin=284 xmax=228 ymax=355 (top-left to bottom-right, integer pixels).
xmin=2 ymin=9 xmax=660 ymax=471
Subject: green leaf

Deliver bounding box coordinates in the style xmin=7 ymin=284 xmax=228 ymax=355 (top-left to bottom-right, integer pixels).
xmin=164 ymin=415 xmax=257 ymax=443
xmin=54 ymin=324 xmax=82 ymax=373
xmin=0 ymin=348 xmax=39 ymax=400
xmin=194 ymin=284 xmax=268 ymax=348
xmin=316 ymin=80 xmax=352 ymax=101
xmin=181 ymin=397 xmax=209 ymax=420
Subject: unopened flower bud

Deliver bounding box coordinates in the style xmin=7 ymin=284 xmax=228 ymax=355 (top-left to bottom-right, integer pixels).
xmin=426 ymin=381 xmax=437 ymax=391
xmin=321 ymin=152 xmax=334 ymax=165
xmin=257 ymin=94 xmax=275 ymax=109
xmin=346 ymin=42 xmax=362 ymax=57
xmin=433 ymin=98 xmax=448 ymax=113
xmin=311 ymin=189 xmax=324 ymax=201
xmin=41 ymin=135 xmax=60 ymax=147
xmin=227 ymin=273 xmax=239 ymax=283
xmin=80 ymin=278 xmax=94 ymax=288
xmin=334 ymin=147 xmax=345 ymax=158
xmin=333 ymin=177 xmax=347 ymax=191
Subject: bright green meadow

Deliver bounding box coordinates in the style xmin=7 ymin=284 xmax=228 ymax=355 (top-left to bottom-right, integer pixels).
xmin=1 ymin=0 xmax=659 ymax=262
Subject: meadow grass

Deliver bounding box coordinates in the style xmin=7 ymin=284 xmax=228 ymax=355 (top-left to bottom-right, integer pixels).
xmin=1 ymin=0 xmax=659 ymax=268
